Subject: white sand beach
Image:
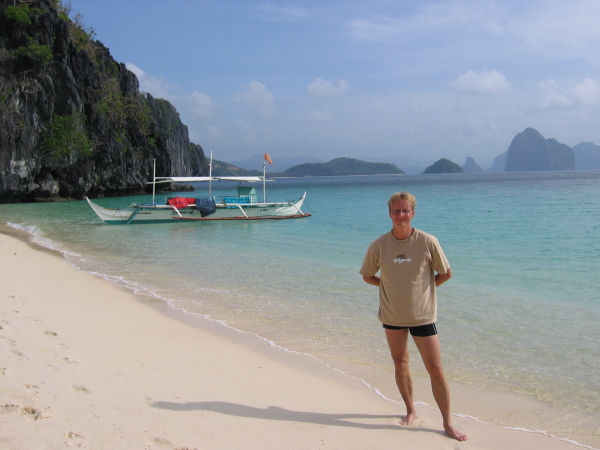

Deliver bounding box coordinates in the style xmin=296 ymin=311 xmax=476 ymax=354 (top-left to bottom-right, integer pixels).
xmin=0 ymin=226 xmax=590 ymax=449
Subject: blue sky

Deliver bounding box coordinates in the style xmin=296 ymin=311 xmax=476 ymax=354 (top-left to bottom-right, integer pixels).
xmin=70 ymin=0 xmax=600 ymax=168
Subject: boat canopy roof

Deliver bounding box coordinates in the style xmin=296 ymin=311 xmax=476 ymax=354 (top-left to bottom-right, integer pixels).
xmin=150 ymin=176 xmax=270 ymax=184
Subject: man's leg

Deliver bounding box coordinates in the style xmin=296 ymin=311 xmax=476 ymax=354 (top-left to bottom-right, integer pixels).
xmin=412 ymin=335 xmax=467 ymax=441
xmin=384 ymin=328 xmax=416 ymax=425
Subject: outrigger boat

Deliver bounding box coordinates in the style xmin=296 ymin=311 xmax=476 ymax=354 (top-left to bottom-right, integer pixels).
xmin=86 ymin=156 xmax=311 ymax=224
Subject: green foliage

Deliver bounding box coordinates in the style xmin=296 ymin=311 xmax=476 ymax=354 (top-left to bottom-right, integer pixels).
xmin=5 ymin=4 xmax=32 ymax=27
xmin=13 ymin=38 xmax=53 ymax=68
xmin=41 ymin=113 xmax=93 ymax=160
xmin=129 ymin=94 xmax=152 ymax=136
xmin=96 ymin=78 xmax=127 ymax=143
xmin=52 ymin=1 xmax=97 ymax=54
xmin=148 ymin=97 xmax=177 ymax=137
xmin=108 ymin=61 xmax=119 ymax=78
xmin=69 ymin=14 xmax=97 ymax=52
xmin=97 ymin=78 xmax=125 ymax=121
xmin=53 ymin=0 xmax=69 ymax=20
xmin=97 ymin=80 xmax=153 ymax=146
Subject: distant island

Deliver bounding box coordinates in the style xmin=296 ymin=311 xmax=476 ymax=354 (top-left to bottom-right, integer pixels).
xmin=423 ymin=158 xmax=464 ymax=174
xmin=278 ymin=157 xmax=404 ymax=177
xmin=212 ymin=157 xmax=403 ymax=177
xmin=505 ymin=128 xmax=574 ymax=171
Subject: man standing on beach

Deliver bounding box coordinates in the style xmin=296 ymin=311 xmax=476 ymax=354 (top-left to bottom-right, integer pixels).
xmin=360 ymin=192 xmax=467 ymax=441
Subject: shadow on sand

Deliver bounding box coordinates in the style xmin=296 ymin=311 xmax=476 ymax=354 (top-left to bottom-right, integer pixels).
xmin=151 ymin=400 xmax=442 ymax=435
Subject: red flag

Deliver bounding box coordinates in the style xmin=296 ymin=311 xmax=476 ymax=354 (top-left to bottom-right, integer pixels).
xmin=264 ymin=152 xmax=273 ymax=164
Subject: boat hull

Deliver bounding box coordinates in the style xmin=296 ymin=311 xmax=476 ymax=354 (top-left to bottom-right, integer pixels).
xmin=86 ymin=195 xmax=310 ymax=224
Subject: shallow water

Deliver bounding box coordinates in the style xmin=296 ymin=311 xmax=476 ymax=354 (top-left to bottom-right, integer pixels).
xmin=2 ymin=171 xmax=599 ymax=447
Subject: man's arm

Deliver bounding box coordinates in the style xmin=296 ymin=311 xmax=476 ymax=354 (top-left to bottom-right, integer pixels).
xmin=362 ymin=275 xmax=381 ymax=287
xmin=435 ymin=268 xmax=452 ymax=287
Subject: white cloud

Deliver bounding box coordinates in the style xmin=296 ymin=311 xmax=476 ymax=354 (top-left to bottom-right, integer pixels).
xmin=346 ymin=3 xmax=486 ymax=43
xmin=125 ymin=62 xmax=144 ymax=80
xmin=571 ymin=78 xmax=600 ymax=106
xmin=187 ymin=91 xmax=213 ymax=119
xmin=344 ymin=2 xmax=600 ymax=69
xmin=302 ymin=111 xmax=333 ymax=123
xmin=235 ymin=81 xmax=275 ymax=117
xmin=452 ymin=70 xmax=512 ymax=94
xmin=125 ymin=62 xmax=176 ymax=100
xmin=306 ymin=78 xmax=349 ymax=99
xmin=536 ymin=78 xmax=600 ymax=111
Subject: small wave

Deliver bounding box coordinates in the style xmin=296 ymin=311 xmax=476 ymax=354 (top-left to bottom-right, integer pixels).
xmin=6 ymin=222 xmax=81 ymax=258
xmin=452 ymin=414 xmax=597 ymax=449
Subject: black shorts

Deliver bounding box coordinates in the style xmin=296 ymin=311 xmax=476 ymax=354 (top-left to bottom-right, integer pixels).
xmin=382 ymin=322 xmax=437 ymax=337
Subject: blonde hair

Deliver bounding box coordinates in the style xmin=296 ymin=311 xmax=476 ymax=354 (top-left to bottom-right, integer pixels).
xmin=387 ymin=192 xmax=416 ymax=210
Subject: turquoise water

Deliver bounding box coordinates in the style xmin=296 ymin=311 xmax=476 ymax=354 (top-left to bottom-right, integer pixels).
xmin=1 ymin=171 xmax=599 ymax=446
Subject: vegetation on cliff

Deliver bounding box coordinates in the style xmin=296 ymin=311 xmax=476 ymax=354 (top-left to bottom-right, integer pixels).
xmin=0 ymin=0 xmax=207 ymax=202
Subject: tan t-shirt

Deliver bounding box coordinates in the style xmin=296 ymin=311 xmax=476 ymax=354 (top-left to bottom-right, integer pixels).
xmin=360 ymin=229 xmax=450 ymax=327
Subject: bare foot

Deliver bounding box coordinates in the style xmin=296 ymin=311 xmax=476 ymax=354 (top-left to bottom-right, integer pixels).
xmin=444 ymin=423 xmax=467 ymax=441
xmin=399 ymin=412 xmax=416 ymax=426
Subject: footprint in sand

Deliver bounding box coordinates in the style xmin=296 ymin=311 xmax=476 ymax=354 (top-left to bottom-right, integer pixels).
xmin=149 ymin=437 xmax=173 ymax=446
xmin=20 ymin=405 xmax=42 ymax=420
xmin=65 ymin=431 xmax=84 ymax=446
xmin=0 ymin=403 xmax=19 ymax=414
xmin=45 ymin=364 xmax=61 ymax=373
xmin=44 ymin=330 xmax=58 ymax=336
xmin=0 ymin=336 xmax=16 ymax=347
xmin=70 ymin=385 xmax=90 ymax=393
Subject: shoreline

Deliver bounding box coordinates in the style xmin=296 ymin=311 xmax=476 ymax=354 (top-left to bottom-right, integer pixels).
xmin=0 ymin=226 xmax=594 ymax=449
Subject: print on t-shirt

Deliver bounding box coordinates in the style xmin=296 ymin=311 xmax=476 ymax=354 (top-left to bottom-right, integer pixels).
xmin=393 ymin=254 xmax=412 ymax=264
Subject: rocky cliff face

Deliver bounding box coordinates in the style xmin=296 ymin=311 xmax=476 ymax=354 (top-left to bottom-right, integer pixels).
xmin=0 ymin=0 xmax=207 ymax=203
xmin=505 ymin=128 xmax=574 ymax=172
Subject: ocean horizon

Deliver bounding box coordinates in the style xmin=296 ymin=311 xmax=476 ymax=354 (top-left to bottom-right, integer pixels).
xmin=1 ymin=170 xmax=599 ymax=448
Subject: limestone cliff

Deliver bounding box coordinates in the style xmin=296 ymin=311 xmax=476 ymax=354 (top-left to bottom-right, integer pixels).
xmin=0 ymin=0 xmax=208 ymax=203
xmin=505 ymin=128 xmax=574 ymax=172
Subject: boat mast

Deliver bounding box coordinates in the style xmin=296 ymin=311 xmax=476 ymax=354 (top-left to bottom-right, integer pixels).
xmin=209 ymin=150 xmax=213 ymax=197
xmin=152 ymin=158 xmax=156 ymax=205
xmin=263 ymin=158 xmax=266 ymax=202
